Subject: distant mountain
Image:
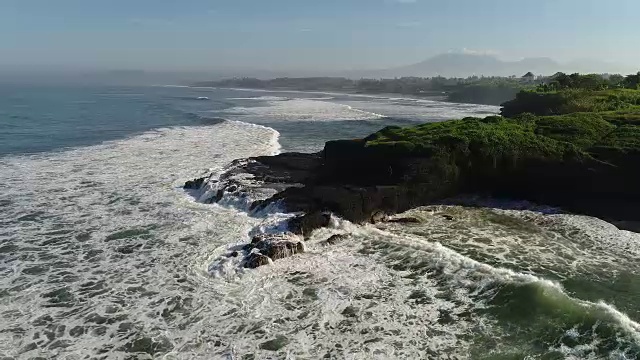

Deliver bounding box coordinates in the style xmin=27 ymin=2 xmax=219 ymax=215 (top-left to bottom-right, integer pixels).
xmin=344 ymin=53 xmax=634 ymax=79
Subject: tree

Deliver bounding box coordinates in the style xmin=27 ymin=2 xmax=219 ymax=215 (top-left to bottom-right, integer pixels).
xmin=623 ymin=72 xmax=640 ymax=89
xmin=608 ymin=74 xmax=625 ymax=87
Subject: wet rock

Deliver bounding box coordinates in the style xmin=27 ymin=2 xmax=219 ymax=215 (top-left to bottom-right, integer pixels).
xmin=387 ymin=217 xmax=421 ymax=224
xmin=287 ymin=211 xmax=331 ymax=237
xmin=242 ymin=243 xmax=255 ymax=252
xmin=242 ymin=233 xmax=305 ymax=268
xmin=257 ymin=240 xmax=304 ymax=261
xmin=324 ymin=234 xmax=349 ymax=246
xmin=370 ymin=210 xmax=387 ymax=224
xmin=248 ymin=152 xmax=322 ymax=184
xmin=214 ymin=189 xmax=224 ymax=203
xmin=183 ymin=177 xmax=206 ymax=190
xmin=251 ymin=235 xmax=265 ymax=244
xmin=244 ymin=253 xmax=271 ymax=269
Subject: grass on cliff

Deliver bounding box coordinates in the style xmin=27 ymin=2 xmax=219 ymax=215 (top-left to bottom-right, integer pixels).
xmin=329 ymin=87 xmax=640 ymax=169
xmin=365 ymin=116 xmax=580 ymax=160
xmin=501 ymin=89 xmax=640 ymax=118
xmin=362 ymin=111 xmax=639 ymax=162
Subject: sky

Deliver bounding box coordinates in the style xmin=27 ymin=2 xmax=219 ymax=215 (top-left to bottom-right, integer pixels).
xmin=1 ymin=0 xmax=639 ymax=73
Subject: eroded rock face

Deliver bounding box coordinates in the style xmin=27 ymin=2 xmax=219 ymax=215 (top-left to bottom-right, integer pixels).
xmin=183 ymin=177 xmax=206 ymax=190
xmin=188 ymin=113 xmax=640 ymax=236
xmin=287 ymin=211 xmax=332 ymax=237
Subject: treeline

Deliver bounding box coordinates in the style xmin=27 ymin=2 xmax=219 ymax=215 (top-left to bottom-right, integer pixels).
xmin=194 ymin=72 xmax=640 ymax=106
xmin=536 ymin=72 xmax=640 ymax=92
xmin=193 ymin=76 xmax=531 ymax=105
xmin=194 ymin=76 xmax=524 ymax=94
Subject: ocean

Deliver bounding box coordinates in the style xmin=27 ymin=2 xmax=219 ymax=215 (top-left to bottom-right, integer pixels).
xmin=0 ymin=84 xmax=638 ymax=359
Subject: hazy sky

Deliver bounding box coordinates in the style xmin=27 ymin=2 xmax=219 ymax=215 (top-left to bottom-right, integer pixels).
xmin=1 ymin=0 xmax=638 ymax=72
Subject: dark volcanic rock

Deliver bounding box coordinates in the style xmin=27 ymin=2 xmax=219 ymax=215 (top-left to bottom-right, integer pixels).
xmin=241 ymin=233 xmax=305 ymax=268
xmin=257 ymin=240 xmax=304 ymax=260
xmin=370 ymin=210 xmax=388 ymax=224
xmin=244 ymin=253 xmax=271 ymax=269
xmin=196 ymin=111 xmax=640 ymax=233
xmin=255 ymin=115 xmax=640 ymax=231
xmin=287 ymin=211 xmax=332 ymax=237
xmin=245 ymin=152 xmax=322 ymax=184
xmin=183 ymin=177 xmax=206 ymax=190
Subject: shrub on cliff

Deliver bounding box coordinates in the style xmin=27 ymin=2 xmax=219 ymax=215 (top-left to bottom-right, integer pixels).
xmin=501 ymin=89 xmax=640 ymax=118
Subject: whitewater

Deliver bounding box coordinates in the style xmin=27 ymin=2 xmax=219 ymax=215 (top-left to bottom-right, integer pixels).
xmin=1 ymin=85 xmax=639 ymax=359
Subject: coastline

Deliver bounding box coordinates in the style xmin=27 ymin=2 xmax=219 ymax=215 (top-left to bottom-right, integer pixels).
xmin=187 ymin=85 xmax=483 ymax=105
xmin=187 ymin=85 xmax=640 ymax=270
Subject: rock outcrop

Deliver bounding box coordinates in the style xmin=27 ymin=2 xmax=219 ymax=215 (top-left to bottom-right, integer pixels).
xmin=240 ymin=233 xmax=305 ymax=269
xmin=187 ymin=106 xmax=640 ymax=234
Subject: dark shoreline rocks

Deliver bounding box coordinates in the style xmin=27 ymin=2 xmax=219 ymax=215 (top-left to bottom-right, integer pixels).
xmin=186 ymin=114 xmax=640 ymax=235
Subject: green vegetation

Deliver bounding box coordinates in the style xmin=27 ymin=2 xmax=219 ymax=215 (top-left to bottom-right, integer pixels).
xmin=361 ymin=115 xmax=592 ymax=162
xmin=194 ymin=76 xmax=532 ymax=105
xmin=322 ymin=74 xmax=640 ymax=209
xmin=360 ymin=78 xmax=640 ymax=163
xmin=502 ymin=89 xmax=640 ymax=118
xmin=194 ymin=72 xmax=640 ymax=107
xmin=502 ymin=72 xmax=640 ymax=117
xmin=537 ymin=72 xmax=640 ymax=92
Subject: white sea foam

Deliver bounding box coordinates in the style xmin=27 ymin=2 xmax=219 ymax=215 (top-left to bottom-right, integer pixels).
xmin=222 ymin=97 xmax=386 ymax=122
xmin=0 ymin=120 xmax=283 ymax=358
xmin=2 ymin=102 xmax=639 ymax=359
xmin=227 ymin=96 xmax=290 ymax=101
